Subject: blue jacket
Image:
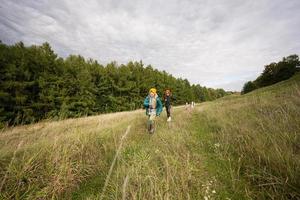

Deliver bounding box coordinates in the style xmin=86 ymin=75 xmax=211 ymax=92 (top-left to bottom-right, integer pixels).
xmin=143 ymin=95 xmax=163 ymax=116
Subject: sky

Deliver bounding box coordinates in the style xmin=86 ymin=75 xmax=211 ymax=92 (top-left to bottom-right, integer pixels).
xmin=1 ymin=0 xmax=300 ymax=91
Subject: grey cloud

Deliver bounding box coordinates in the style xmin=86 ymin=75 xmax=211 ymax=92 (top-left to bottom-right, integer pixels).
xmin=1 ymin=0 xmax=300 ymax=91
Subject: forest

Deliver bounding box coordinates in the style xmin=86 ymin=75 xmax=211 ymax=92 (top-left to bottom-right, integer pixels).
xmin=241 ymin=54 xmax=300 ymax=94
xmin=0 ymin=41 xmax=229 ymax=127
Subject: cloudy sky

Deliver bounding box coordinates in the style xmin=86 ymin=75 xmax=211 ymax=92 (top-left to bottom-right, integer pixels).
xmin=1 ymin=0 xmax=300 ymax=91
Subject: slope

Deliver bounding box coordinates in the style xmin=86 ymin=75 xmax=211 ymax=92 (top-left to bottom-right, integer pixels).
xmin=0 ymin=73 xmax=299 ymax=199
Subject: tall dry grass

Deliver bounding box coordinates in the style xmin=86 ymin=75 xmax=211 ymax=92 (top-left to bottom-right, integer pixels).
xmin=1 ymin=74 xmax=299 ymax=199
xmin=1 ymin=107 xmax=212 ymax=199
xmin=0 ymin=111 xmax=139 ymax=199
xmin=73 ymin=108 xmax=213 ymax=200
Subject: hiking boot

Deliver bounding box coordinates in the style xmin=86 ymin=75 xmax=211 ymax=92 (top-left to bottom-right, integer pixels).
xmin=167 ymin=117 xmax=171 ymax=122
xmin=147 ymin=123 xmax=152 ymax=132
xmin=150 ymin=128 xmax=155 ymax=134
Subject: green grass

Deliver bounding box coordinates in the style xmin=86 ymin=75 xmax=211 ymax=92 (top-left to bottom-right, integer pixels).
xmin=72 ymin=108 xmax=209 ymax=200
xmin=190 ymin=73 xmax=300 ymax=199
xmin=0 ymin=73 xmax=299 ymax=199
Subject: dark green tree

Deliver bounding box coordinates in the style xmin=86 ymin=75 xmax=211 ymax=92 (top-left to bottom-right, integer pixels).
xmin=0 ymin=41 xmax=230 ymax=127
xmin=241 ymin=81 xmax=257 ymax=94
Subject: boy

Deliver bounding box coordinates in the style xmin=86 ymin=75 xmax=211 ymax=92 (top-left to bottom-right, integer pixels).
xmin=143 ymin=88 xmax=163 ymax=133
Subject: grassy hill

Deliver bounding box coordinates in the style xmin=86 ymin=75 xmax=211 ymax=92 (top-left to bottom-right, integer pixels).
xmin=0 ymin=73 xmax=299 ymax=199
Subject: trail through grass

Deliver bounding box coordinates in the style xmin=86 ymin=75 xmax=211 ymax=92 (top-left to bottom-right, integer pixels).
xmin=72 ymin=107 xmax=216 ymax=200
xmin=1 ymin=73 xmax=299 ymax=199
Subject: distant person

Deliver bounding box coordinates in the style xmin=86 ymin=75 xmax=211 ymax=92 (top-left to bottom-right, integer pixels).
xmin=185 ymin=102 xmax=189 ymax=110
xmin=143 ymin=88 xmax=163 ymax=133
xmin=163 ymin=89 xmax=173 ymax=122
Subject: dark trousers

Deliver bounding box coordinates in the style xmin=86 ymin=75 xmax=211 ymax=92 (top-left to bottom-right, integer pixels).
xmin=166 ymin=105 xmax=171 ymax=117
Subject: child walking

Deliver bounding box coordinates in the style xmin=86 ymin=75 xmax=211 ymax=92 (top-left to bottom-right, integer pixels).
xmin=143 ymin=88 xmax=163 ymax=133
xmin=163 ymin=89 xmax=173 ymax=122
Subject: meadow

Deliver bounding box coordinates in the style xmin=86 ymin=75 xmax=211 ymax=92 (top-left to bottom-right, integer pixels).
xmin=0 ymin=73 xmax=299 ymax=199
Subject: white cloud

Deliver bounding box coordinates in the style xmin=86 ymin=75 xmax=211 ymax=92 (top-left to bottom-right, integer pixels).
xmin=1 ymin=0 xmax=300 ymax=91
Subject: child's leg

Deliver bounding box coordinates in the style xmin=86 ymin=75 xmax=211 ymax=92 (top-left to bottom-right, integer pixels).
xmin=147 ymin=115 xmax=154 ymax=131
xmin=149 ymin=114 xmax=156 ymax=133
xmin=147 ymin=117 xmax=152 ymax=131
xmin=165 ymin=106 xmax=168 ymax=117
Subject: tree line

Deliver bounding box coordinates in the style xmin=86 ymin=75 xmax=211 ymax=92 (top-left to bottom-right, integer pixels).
xmin=242 ymin=55 xmax=300 ymax=94
xmin=0 ymin=41 xmax=229 ymax=127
